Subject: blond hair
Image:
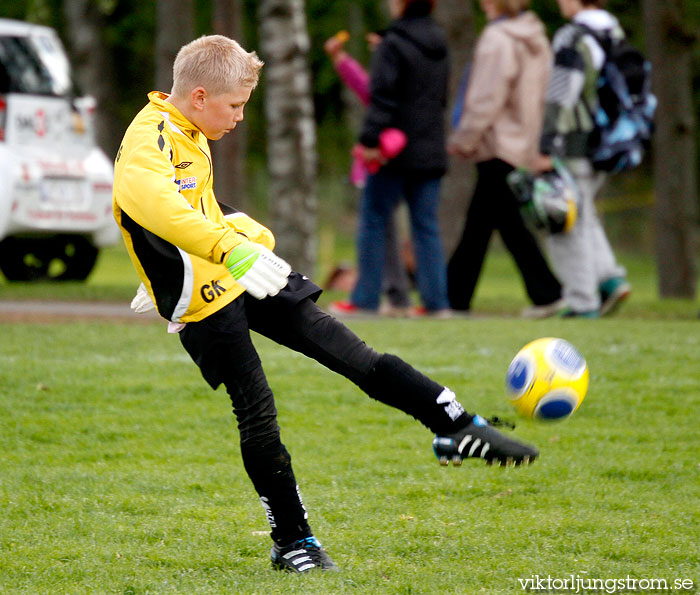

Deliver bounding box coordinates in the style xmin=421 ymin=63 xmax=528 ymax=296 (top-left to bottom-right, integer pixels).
xmin=171 ymin=35 xmax=264 ymax=97
xmin=496 ymin=0 xmax=531 ymax=16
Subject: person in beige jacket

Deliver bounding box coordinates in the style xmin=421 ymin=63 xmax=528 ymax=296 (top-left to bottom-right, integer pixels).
xmin=446 ymin=0 xmax=564 ymax=318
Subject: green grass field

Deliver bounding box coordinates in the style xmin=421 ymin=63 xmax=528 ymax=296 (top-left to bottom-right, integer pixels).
xmin=1 ymin=246 xmax=699 ymax=594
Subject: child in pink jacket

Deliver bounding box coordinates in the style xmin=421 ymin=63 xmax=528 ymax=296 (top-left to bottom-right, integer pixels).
xmin=324 ymin=31 xmax=412 ymax=316
xmin=324 ymin=32 xmax=406 ymax=187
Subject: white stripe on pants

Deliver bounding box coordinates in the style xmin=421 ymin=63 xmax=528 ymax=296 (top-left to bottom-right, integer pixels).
xmin=545 ymin=159 xmax=626 ymax=312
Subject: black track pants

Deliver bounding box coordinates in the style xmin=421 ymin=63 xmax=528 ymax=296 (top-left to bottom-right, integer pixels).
xmin=447 ymin=158 xmax=561 ymax=310
xmin=179 ymin=286 xmax=469 ymax=544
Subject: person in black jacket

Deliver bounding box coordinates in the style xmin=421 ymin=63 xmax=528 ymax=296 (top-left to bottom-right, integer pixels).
xmin=331 ymin=0 xmax=451 ymax=317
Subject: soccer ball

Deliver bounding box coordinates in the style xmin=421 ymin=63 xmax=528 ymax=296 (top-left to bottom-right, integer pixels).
xmin=506 ymin=337 xmax=589 ymax=421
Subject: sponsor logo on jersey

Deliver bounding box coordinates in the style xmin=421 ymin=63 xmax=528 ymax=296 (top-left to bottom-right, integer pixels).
xmin=177 ymin=176 xmax=197 ymax=191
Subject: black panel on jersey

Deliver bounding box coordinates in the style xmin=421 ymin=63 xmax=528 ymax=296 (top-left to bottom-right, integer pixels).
xmin=217 ymin=201 xmax=238 ymax=216
xmin=120 ymin=209 xmax=185 ymax=320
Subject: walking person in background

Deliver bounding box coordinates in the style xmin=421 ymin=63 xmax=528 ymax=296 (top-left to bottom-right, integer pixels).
xmin=324 ymin=31 xmax=413 ymax=316
xmin=535 ymin=0 xmax=631 ymax=318
xmin=330 ymin=0 xmax=452 ymax=318
xmin=447 ymin=0 xmax=564 ymax=318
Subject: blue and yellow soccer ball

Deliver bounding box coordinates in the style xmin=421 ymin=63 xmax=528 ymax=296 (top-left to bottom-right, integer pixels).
xmin=506 ymin=337 xmax=588 ymax=421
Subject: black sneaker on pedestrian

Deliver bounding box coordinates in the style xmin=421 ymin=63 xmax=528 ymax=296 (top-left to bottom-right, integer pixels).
xmin=271 ymin=536 xmax=338 ymax=573
xmin=432 ymin=415 xmax=538 ymax=467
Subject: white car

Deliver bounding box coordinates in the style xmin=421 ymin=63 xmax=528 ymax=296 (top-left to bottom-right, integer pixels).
xmin=0 ymin=19 xmax=118 ymax=281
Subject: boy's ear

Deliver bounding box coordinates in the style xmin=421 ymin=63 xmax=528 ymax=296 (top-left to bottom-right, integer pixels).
xmin=190 ymin=86 xmax=208 ymax=111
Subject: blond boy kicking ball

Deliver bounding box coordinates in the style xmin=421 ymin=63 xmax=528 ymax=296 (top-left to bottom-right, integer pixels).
xmin=113 ymin=34 xmax=538 ymax=573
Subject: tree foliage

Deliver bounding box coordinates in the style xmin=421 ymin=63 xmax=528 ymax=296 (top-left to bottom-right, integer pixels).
xmin=5 ymin=0 xmax=698 ymax=168
xmin=3 ymin=0 xmax=700 ymax=286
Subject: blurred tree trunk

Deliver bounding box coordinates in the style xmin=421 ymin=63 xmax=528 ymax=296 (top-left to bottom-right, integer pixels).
xmin=258 ymin=0 xmax=317 ymax=274
xmin=63 ymin=0 xmax=122 ymax=158
xmin=642 ymin=0 xmax=699 ymax=297
xmin=212 ymin=0 xmax=249 ymax=211
xmin=434 ymin=0 xmax=477 ymax=257
xmin=155 ymin=0 xmax=194 ymax=93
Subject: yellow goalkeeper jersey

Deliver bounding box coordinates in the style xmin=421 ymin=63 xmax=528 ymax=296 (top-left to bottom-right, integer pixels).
xmin=113 ymin=91 xmax=275 ymax=322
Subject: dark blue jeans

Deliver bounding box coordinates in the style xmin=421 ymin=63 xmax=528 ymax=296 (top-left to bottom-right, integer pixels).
xmin=351 ymin=170 xmax=449 ymax=311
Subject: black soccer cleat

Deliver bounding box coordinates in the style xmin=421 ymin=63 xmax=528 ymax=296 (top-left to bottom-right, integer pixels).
xmin=271 ymin=536 xmax=338 ymax=573
xmin=432 ymin=415 xmax=538 ymax=467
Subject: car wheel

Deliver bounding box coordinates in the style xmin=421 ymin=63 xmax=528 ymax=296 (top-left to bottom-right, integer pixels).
xmin=0 ymin=236 xmax=99 ymax=282
xmin=55 ymin=236 xmax=99 ymax=281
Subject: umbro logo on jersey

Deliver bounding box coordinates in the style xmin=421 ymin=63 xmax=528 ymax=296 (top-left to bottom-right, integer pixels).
xmin=174 ymin=161 xmax=192 ymax=169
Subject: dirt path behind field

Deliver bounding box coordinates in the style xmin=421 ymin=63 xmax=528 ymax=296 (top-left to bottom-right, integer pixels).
xmin=0 ymin=300 xmax=162 ymax=323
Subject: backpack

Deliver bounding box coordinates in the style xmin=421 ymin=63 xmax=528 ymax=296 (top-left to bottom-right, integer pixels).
xmin=576 ymin=24 xmax=657 ymax=173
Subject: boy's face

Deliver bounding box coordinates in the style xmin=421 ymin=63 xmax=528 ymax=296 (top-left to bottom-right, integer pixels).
xmin=193 ymin=86 xmax=253 ymax=140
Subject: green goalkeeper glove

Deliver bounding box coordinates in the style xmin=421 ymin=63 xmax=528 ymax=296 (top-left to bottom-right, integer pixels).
xmin=226 ymin=241 xmax=291 ymax=299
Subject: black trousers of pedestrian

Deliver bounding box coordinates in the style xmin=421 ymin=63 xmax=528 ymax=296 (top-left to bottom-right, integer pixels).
xmin=447 ymin=158 xmax=562 ymax=311
xmin=179 ymin=273 xmax=469 ymax=545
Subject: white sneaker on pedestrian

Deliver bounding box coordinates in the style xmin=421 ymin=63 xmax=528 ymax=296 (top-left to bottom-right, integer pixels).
xmin=521 ymin=298 xmax=567 ymax=319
